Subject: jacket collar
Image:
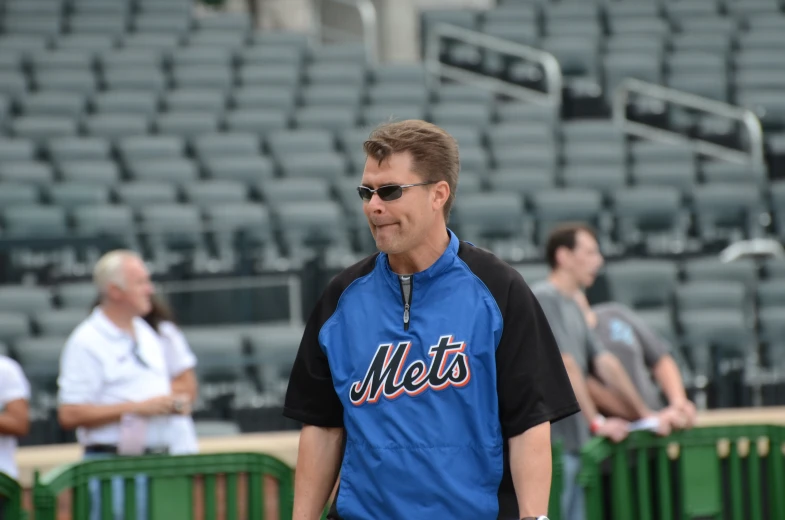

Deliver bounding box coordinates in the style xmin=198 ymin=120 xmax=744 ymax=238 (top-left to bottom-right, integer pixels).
xmin=378 ymin=228 xmax=459 ymax=291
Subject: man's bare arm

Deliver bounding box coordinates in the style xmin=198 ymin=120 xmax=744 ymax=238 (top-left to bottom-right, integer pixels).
xmin=509 ymin=421 xmax=551 ymax=518
xmin=593 ymin=353 xmax=653 ymax=419
xmin=171 ymin=368 xmax=198 ymax=403
xmin=293 ymin=425 xmax=344 ymax=520
xmin=586 ymin=376 xmax=637 ymax=420
xmin=652 ymin=356 xmax=687 ymax=406
xmin=562 ymin=354 xmax=598 ymax=422
xmin=58 ymin=395 xmax=176 ymax=430
xmin=0 ymin=399 xmax=29 ymax=437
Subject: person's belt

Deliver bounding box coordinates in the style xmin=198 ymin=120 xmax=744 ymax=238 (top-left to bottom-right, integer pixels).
xmin=85 ymin=444 xmax=170 ymax=455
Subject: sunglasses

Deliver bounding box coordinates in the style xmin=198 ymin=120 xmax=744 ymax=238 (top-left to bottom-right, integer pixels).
xmin=356 ymin=182 xmax=436 ymax=202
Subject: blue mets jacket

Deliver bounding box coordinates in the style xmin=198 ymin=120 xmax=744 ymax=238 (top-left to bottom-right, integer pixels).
xmin=284 ymin=230 xmax=578 ymax=520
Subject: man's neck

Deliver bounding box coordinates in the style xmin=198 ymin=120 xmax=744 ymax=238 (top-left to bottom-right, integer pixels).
xmin=100 ymin=303 xmax=135 ymax=334
xmin=388 ymin=227 xmax=450 ymax=275
xmin=547 ymin=270 xmax=580 ymax=298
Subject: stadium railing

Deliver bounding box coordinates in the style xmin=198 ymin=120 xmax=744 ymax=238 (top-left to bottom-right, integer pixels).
xmin=0 ymin=472 xmax=23 ymax=520
xmin=33 ymin=452 xmax=294 ymax=520
xmin=580 ymin=425 xmax=785 ymax=520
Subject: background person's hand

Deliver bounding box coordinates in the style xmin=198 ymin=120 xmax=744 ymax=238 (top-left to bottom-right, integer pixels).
xmin=596 ymin=418 xmax=630 ymax=443
xmin=171 ymin=394 xmax=192 ymax=416
xmin=133 ymin=395 xmax=175 ymax=416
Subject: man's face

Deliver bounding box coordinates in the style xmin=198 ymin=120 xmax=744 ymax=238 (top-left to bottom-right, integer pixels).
xmin=114 ymin=256 xmax=154 ymax=316
xmin=562 ymin=230 xmax=604 ymax=289
xmin=360 ymin=152 xmax=436 ymax=255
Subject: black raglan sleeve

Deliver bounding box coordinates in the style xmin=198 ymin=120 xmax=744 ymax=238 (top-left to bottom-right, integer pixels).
xmin=283 ymin=254 xmax=378 ymax=428
xmin=458 ymin=243 xmax=579 ymax=439
xmin=495 ymin=274 xmax=580 ymax=438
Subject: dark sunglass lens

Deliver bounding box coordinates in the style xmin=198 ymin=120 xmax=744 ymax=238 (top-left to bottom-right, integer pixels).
xmin=357 ymin=187 xmax=373 ymax=200
xmin=377 ymin=185 xmax=403 ymax=201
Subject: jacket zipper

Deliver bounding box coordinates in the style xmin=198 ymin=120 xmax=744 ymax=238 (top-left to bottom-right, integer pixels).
xmin=399 ymin=275 xmax=412 ymax=331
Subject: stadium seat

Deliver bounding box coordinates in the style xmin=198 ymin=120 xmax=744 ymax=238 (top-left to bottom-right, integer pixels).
xmin=238 ymin=64 xmax=301 ymax=88
xmin=13 ymin=336 xmax=68 ymax=392
xmin=612 ymin=187 xmax=687 ymax=253
xmin=182 ymin=326 xmax=247 ymax=382
xmin=246 ymin=325 xmax=302 ymax=392
xmin=118 ymin=136 xmax=185 ymax=164
xmin=604 ymin=259 xmax=678 ymax=309
xmin=47 ymin=183 xmax=110 ymax=209
xmin=531 ymin=189 xmax=604 ymax=246
xmin=231 ymin=87 xmax=297 ymax=111
xmin=0 ymin=183 xmax=39 ymax=207
xmin=83 ymin=114 xmax=150 ymax=141
xmin=275 ymin=200 xmax=352 ymax=261
xmin=0 ymin=285 xmax=52 ymax=314
xmin=34 ymin=309 xmax=87 ymax=336
xmin=72 ymin=205 xmax=138 ymax=249
xmin=3 ymin=206 xmax=68 ymax=238
xmin=0 ymin=312 xmax=30 ymax=345
xmin=278 ymin=152 xmax=347 ymax=182
xmin=267 ymin=130 xmax=334 ymax=158
xmin=91 ymin=91 xmax=160 ymax=118
xmin=184 ymin=180 xmax=248 ymax=208
xmin=238 ymin=45 xmax=303 ymax=67
xmin=203 ymin=156 xmax=275 ymax=184
xmin=0 ymin=139 xmax=35 ymax=162
xmin=48 ymin=137 xmax=111 ymax=163
xmin=19 ymin=92 xmax=86 ymax=119
xmin=128 ymin=158 xmax=199 ymax=184
xmin=0 ymin=161 xmax=54 ymax=185
xmin=56 ymin=282 xmax=97 ymax=309
xmin=692 ymin=184 xmax=764 ymax=242
xmin=115 ymin=182 xmax=178 ymax=210
xmin=452 ymin=192 xmax=529 ymax=259
xmin=225 ymin=109 xmax=290 ymax=135
xmin=683 ymin=258 xmax=759 ymax=291
xmin=163 ymin=89 xmax=227 ymax=114
xmin=59 ymin=160 xmax=121 ymax=185
xmin=260 ymin=178 xmax=331 ymax=210
xmin=486 ymin=170 xmax=556 ymax=202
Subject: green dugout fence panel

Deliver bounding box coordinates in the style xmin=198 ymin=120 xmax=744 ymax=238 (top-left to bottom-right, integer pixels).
xmin=0 ymin=472 xmax=22 ymax=520
xmin=580 ymin=425 xmax=785 ymax=520
xmin=33 ymin=452 xmax=294 ymax=520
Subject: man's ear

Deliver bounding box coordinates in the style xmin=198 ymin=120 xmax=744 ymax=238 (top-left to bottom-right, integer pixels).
xmin=431 ymin=180 xmax=450 ymax=211
xmin=554 ymin=246 xmax=570 ymax=269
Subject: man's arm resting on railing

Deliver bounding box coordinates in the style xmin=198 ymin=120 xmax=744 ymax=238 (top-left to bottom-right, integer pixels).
xmin=0 ymin=398 xmax=29 ymax=437
xmin=293 ymin=425 xmax=344 ymax=520
xmin=586 ymin=375 xmax=637 ymax=421
xmin=509 ymin=421 xmax=551 ymax=518
xmin=58 ymin=395 xmax=177 ymax=430
xmin=593 ymin=352 xmax=653 ymax=419
xmin=653 ymin=355 xmax=696 ymax=427
xmin=564 ymin=354 xmax=630 ymax=442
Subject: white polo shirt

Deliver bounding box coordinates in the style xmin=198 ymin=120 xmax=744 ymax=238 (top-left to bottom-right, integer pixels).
xmin=0 ymin=355 xmax=30 ymax=478
xmin=157 ymin=320 xmax=200 ymax=455
xmin=58 ymin=308 xmax=173 ymax=448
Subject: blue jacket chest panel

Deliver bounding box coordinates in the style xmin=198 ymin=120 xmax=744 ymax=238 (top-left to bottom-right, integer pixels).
xmin=320 ymin=259 xmax=504 ymax=450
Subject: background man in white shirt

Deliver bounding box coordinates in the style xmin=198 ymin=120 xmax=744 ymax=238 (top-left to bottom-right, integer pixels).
xmin=0 ymin=354 xmax=29 ymax=520
xmin=57 ymin=249 xmax=190 ymax=520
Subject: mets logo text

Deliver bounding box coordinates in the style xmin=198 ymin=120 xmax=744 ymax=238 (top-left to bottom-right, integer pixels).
xmin=350 ymin=335 xmax=471 ymax=406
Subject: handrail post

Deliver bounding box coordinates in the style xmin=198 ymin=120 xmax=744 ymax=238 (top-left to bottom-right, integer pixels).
xmin=613 ymin=78 xmax=766 ymax=168
xmin=425 ymin=23 xmax=563 ymax=108
xmin=310 ymin=0 xmax=379 ymax=64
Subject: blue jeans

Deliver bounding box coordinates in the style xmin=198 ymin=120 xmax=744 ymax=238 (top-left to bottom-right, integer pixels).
xmin=84 ymin=452 xmax=148 ymax=520
xmin=561 ymin=452 xmax=586 ymax=520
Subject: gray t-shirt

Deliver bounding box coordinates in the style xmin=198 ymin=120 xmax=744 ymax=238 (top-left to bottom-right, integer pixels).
xmin=531 ymin=281 xmax=605 ymax=454
xmin=592 ymin=303 xmax=670 ymax=412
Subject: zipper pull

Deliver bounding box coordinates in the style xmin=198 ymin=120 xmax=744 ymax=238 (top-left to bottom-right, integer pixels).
xmin=403 ymin=303 xmax=410 ymax=328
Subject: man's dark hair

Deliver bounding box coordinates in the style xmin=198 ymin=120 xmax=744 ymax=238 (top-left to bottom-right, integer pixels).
xmin=545 ymin=222 xmax=598 ymax=269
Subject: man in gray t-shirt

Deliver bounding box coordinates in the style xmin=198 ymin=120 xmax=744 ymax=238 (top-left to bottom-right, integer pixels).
xmin=572 ymin=296 xmax=697 ymax=429
xmin=530 ymin=223 xmax=667 ymax=520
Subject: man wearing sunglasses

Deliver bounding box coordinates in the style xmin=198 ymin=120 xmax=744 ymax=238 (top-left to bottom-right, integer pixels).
xmin=284 ymin=120 xmax=579 ymax=520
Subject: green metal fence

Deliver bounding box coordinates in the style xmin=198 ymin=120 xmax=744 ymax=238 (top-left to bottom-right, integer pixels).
xmin=580 ymin=425 xmax=785 ymax=520
xmin=0 ymin=471 xmax=22 ymax=520
xmin=33 ymin=453 xmax=294 ymax=520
